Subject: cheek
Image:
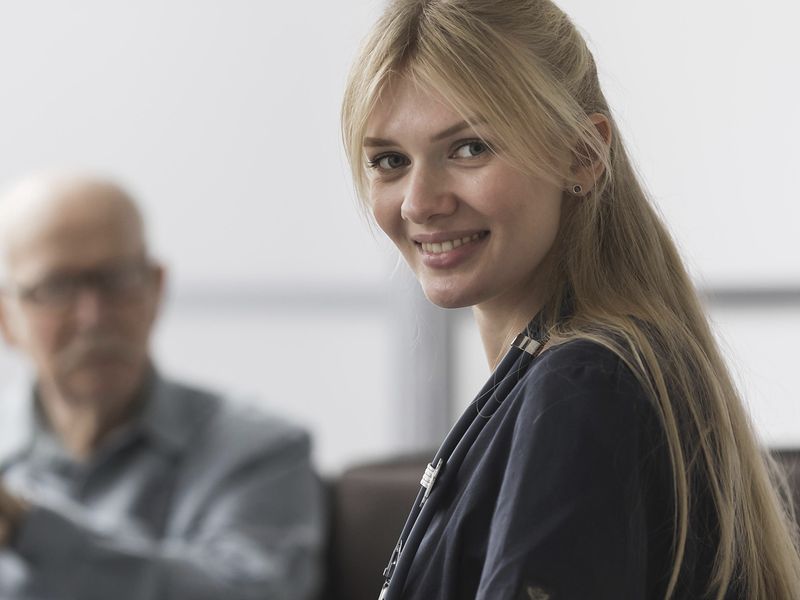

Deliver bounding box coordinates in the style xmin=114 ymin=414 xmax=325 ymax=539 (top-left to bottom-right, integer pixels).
xmin=370 ymin=191 xmax=402 ymax=242
xmin=116 ymin=303 xmax=158 ymax=343
xmin=15 ymin=316 xmax=70 ymax=365
xmin=508 ymin=178 xmax=564 ymax=230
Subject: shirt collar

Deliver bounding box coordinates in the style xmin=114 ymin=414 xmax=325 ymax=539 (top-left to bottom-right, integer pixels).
xmin=0 ymin=369 xmax=213 ymax=466
xmin=139 ymin=374 xmax=215 ymax=455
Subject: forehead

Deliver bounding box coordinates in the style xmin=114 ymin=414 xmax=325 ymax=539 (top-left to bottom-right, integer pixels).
xmin=5 ymin=184 xmax=145 ymax=282
xmin=366 ymin=77 xmax=469 ymax=138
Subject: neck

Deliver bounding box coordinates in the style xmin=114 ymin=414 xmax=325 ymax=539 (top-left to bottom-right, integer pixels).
xmin=473 ymin=254 xmax=559 ymax=370
xmin=473 ymin=296 xmax=546 ymax=371
xmin=37 ymin=383 xmax=140 ymax=461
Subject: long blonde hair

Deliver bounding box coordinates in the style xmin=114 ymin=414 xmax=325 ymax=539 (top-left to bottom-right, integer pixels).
xmin=342 ymin=0 xmax=800 ymax=598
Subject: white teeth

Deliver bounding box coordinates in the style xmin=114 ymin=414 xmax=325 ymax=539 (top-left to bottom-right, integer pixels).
xmin=420 ymin=233 xmax=484 ymax=254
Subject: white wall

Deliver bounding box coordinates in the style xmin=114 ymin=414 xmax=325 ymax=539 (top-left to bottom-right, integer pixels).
xmin=0 ymin=1 xmax=798 ymax=472
xmin=0 ymin=0 xmax=397 ymax=473
xmin=562 ymin=0 xmax=800 ymax=285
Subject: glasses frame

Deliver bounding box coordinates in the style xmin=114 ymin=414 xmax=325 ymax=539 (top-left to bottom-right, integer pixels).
xmin=3 ymin=260 xmax=160 ymax=311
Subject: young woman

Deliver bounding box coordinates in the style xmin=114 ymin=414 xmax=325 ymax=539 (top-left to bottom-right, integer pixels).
xmin=341 ymin=1 xmax=800 ymax=598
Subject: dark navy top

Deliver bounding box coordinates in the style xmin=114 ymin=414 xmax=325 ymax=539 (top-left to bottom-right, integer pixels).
xmin=390 ymin=339 xmax=735 ymax=600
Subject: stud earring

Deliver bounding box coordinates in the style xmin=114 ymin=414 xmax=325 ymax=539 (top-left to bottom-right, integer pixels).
xmin=571 ymin=184 xmax=583 ymax=195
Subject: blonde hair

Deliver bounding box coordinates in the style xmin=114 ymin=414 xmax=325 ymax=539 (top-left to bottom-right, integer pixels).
xmin=341 ymin=0 xmax=800 ymax=598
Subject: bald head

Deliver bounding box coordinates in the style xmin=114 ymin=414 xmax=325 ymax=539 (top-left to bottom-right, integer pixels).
xmin=0 ymin=173 xmax=147 ymax=285
xmin=0 ymin=171 xmax=164 ymax=418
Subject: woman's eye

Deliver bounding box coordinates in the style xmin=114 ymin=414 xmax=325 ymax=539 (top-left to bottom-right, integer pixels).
xmin=368 ymin=153 xmax=409 ymax=170
xmin=452 ymin=140 xmax=490 ymax=158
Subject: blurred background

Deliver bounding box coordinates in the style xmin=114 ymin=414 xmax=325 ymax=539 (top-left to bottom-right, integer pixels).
xmin=0 ymin=0 xmax=797 ymax=473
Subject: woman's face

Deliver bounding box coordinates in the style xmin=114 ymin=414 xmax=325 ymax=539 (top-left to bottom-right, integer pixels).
xmin=364 ymin=78 xmax=565 ymax=314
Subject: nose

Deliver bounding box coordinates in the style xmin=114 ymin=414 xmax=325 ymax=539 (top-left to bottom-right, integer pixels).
xmin=400 ymin=164 xmax=458 ymax=224
xmin=72 ymin=287 xmax=107 ymax=329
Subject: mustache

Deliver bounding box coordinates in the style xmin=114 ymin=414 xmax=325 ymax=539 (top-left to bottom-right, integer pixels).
xmin=57 ymin=335 xmax=140 ymax=371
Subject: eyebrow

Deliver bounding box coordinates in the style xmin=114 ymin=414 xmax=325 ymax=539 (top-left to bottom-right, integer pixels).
xmin=363 ymin=119 xmax=484 ymax=148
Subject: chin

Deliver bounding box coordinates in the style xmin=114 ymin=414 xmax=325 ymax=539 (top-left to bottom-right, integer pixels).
xmin=422 ymin=285 xmax=479 ymax=310
xmin=64 ymin=366 xmax=143 ymax=404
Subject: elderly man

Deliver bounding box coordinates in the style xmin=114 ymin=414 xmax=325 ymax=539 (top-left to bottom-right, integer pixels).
xmin=0 ymin=173 xmax=324 ymax=600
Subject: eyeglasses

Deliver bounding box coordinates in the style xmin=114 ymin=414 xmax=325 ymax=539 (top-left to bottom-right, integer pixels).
xmin=6 ymin=262 xmax=158 ymax=309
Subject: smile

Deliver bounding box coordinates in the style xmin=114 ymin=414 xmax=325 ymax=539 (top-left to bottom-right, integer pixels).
xmin=417 ymin=232 xmax=488 ymax=255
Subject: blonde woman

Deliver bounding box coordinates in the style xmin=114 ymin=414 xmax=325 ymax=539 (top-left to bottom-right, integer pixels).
xmin=342 ymin=0 xmax=800 ymax=599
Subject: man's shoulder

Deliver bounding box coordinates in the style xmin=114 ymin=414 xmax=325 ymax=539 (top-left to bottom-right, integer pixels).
xmin=148 ymin=378 xmax=317 ymax=535
xmin=157 ymin=376 xmax=310 ymax=461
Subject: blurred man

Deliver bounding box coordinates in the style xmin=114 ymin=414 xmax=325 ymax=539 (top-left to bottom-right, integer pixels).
xmin=0 ymin=173 xmax=324 ymax=600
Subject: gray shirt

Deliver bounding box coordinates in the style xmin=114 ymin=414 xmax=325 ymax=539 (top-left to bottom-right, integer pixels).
xmin=0 ymin=374 xmax=324 ymax=600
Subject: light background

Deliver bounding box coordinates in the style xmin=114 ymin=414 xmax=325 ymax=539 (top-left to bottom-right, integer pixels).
xmin=0 ymin=0 xmax=797 ymax=472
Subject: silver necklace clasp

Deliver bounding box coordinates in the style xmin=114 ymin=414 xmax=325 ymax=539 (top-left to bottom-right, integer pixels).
xmin=511 ymin=334 xmax=543 ymax=355
xmin=419 ymin=458 xmax=444 ymax=507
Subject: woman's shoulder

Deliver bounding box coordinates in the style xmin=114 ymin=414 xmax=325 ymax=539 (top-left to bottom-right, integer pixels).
xmin=537 ymin=335 xmax=627 ymax=368
xmin=527 ymin=336 xmax=645 ymax=389
xmin=512 ymin=336 xmax=657 ymax=428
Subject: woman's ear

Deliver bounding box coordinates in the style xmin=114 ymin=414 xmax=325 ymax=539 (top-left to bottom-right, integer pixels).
xmin=569 ymin=113 xmax=613 ymax=195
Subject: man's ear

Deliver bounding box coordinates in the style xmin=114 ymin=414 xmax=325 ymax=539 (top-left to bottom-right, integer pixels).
xmin=570 ymin=113 xmax=613 ymax=192
xmin=0 ymin=296 xmax=21 ymax=348
xmin=150 ymin=263 xmax=167 ymax=318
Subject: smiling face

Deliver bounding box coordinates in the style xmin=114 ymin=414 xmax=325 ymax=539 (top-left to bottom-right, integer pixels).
xmin=364 ymin=78 xmax=565 ymax=318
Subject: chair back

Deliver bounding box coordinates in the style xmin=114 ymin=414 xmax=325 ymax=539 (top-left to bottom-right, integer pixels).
xmin=325 ymin=453 xmax=430 ymax=600
xmin=770 ymin=448 xmax=800 ymax=525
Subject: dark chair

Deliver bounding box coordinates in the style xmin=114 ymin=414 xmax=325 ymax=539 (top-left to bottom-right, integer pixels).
xmin=325 ymin=452 xmax=431 ymax=600
xmin=769 ymin=448 xmax=800 ymax=523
